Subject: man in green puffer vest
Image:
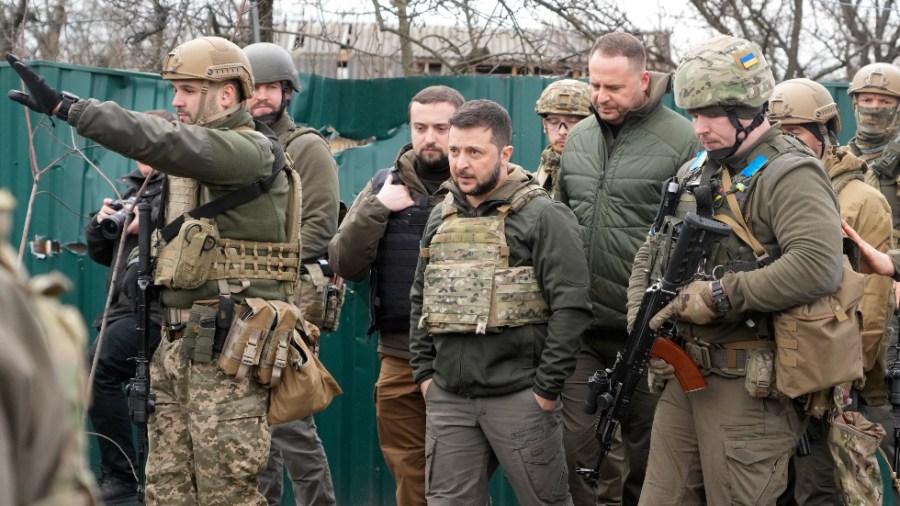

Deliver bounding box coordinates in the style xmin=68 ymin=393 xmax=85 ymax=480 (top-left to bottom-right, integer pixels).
xmin=557 ymin=32 xmax=699 ymax=506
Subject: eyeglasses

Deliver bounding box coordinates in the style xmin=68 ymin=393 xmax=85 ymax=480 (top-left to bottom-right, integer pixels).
xmin=544 ymin=118 xmax=579 ymax=132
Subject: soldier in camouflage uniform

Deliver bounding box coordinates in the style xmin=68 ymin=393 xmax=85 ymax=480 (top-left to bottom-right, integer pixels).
xmin=628 ymin=36 xmax=843 ymax=505
xmin=7 ymin=36 xmax=299 ymax=505
xmin=409 ymin=99 xmax=592 ymax=505
xmin=768 ymin=78 xmax=893 ymax=505
xmin=533 ymin=79 xmax=591 ymax=196
xmin=0 ymin=189 xmax=98 ymax=506
xmin=244 ymin=42 xmax=339 ymax=506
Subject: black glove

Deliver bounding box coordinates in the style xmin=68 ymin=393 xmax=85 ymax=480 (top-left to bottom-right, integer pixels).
xmin=6 ymin=53 xmax=66 ymax=118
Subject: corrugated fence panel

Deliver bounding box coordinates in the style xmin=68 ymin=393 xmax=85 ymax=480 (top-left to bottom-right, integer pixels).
xmin=0 ymin=60 xmax=855 ymax=506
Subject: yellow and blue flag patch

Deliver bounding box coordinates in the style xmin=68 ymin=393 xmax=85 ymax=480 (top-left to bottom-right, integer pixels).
xmin=734 ymin=49 xmax=759 ymax=70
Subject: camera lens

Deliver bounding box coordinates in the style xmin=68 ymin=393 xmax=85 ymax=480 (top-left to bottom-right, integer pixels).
xmin=100 ymin=211 xmax=127 ymax=240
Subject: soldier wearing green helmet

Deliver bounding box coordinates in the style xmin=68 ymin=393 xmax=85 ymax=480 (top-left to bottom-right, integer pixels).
xmin=243 ymin=41 xmax=340 ymax=506
xmin=627 ymin=35 xmax=844 ymax=505
xmin=534 ymin=79 xmax=591 ymax=195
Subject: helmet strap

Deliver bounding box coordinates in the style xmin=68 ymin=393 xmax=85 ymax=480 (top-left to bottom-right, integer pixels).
xmin=708 ymin=107 xmax=765 ymax=161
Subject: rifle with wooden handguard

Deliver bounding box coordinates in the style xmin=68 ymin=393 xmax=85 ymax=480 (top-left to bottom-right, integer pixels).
xmin=576 ymin=212 xmax=732 ymax=483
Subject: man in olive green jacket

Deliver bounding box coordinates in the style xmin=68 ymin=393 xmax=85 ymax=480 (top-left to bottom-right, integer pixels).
xmin=410 ymin=99 xmax=592 ymax=505
xmin=556 ymin=32 xmax=699 ymax=506
xmin=8 ymin=37 xmax=294 ymax=505
xmin=329 ymin=86 xmax=464 ymax=506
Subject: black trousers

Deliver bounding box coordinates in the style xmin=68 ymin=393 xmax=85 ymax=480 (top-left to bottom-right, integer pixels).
xmin=87 ymin=316 xmax=161 ymax=482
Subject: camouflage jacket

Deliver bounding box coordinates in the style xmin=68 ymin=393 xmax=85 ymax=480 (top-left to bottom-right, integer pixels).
xmin=409 ymin=165 xmax=592 ymax=400
xmin=535 ymin=145 xmax=560 ymax=196
xmin=271 ymin=114 xmax=339 ymax=261
xmin=558 ymin=71 xmax=700 ymax=334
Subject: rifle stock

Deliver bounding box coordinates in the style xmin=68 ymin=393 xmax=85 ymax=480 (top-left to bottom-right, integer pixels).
xmin=576 ymin=212 xmax=731 ymax=483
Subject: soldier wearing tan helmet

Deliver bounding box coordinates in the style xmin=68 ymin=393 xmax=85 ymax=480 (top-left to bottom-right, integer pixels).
xmin=8 ymin=35 xmax=303 ymax=504
xmin=769 ymin=78 xmax=892 ymax=504
xmin=846 ymin=63 xmax=900 ymax=233
xmin=628 ymin=35 xmax=843 ymax=504
xmin=534 ymin=79 xmax=590 ymax=195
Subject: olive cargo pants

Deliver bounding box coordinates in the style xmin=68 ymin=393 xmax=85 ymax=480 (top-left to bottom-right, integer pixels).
xmin=638 ymin=374 xmax=805 ymax=506
xmin=258 ymin=416 xmax=336 ymax=506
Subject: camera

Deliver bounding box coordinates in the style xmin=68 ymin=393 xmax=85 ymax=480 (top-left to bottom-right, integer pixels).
xmin=100 ymin=197 xmax=136 ymax=240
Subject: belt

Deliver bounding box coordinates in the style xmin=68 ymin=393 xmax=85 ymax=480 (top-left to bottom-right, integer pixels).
xmin=684 ymin=339 xmax=776 ymax=373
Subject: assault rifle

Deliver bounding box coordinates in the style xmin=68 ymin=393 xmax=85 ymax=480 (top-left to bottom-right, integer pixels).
xmin=126 ymin=202 xmax=156 ymax=501
xmin=576 ymin=212 xmax=732 ymax=483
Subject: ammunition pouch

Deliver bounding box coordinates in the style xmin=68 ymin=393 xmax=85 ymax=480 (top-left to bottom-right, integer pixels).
xmin=828 ymin=402 xmax=887 ymax=504
xmin=181 ymin=303 xmax=219 ymax=363
xmin=297 ymin=261 xmax=345 ymax=332
xmin=153 ymin=217 xmax=219 ymax=289
xmin=216 ymin=298 xmax=307 ymax=389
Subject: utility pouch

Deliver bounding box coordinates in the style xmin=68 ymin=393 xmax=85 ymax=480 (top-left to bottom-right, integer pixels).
xmin=297 ymin=261 xmax=346 ymax=332
xmin=218 ymin=298 xmax=276 ymax=380
xmin=267 ymin=320 xmax=343 ymax=425
xmin=828 ymin=404 xmax=886 ymax=505
xmin=255 ymin=300 xmax=298 ymax=387
xmin=744 ymin=348 xmax=777 ymax=398
xmin=155 ymin=217 xmax=219 ymax=290
xmin=774 ymin=256 xmax=865 ymax=398
xmin=182 ymin=304 xmax=218 ymax=362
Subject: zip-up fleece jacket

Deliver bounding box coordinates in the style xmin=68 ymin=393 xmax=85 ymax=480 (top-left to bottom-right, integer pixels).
xmin=558 ymin=71 xmax=699 ymax=332
xmin=329 ymin=144 xmax=449 ymax=359
xmin=409 ymin=165 xmax=592 ymax=400
xmin=271 ymin=114 xmax=339 ymax=261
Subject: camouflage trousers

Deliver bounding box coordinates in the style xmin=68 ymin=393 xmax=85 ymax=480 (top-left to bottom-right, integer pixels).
xmin=145 ymin=337 xmax=270 ymax=506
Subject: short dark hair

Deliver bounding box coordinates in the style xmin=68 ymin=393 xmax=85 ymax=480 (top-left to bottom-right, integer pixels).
xmin=590 ymin=32 xmax=647 ymax=70
xmin=449 ymin=99 xmax=512 ymax=149
xmin=409 ymin=85 xmax=465 ymax=114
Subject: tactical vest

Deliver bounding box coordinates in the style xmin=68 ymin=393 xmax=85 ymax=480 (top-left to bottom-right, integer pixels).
xmin=860 ymin=142 xmax=900 ymax=240
xmin=369 ymin=168 xmax=432 ymax=333
xmin=418 ymin=186 xmax=551 ymax=334
xmin=154 ymin=124 xmax=303 ymax=299
xmin=647 ymin=135 xmax=805 ymax=340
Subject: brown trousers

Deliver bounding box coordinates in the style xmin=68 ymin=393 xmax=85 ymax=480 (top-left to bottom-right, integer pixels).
xmin=375 ymin=355 xmax=427 ymax=506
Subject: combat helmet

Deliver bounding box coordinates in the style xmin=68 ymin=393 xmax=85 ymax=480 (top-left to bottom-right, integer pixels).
xmin=848 ymin=63 xmax=900 ymax=99
xmin=162 ymin=36 xmax=254 ymax=100
xmin=535 ymin=79 xmax=591 ymax=117
xmin=768 ymin=78 xmax=841 ymax=150
xmin=674 ymin=35 xmax=775 ymax=159
xmin=847 ymin=62 xmax=900 ymax=142
xmin=243 ymin=42 xmax=300 ymax=92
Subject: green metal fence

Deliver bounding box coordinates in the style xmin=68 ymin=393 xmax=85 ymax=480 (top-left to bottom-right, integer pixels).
xmin=0 ymin=60 xmax=856 ymax=505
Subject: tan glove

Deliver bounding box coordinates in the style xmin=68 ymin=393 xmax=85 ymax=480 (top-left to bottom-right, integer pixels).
xmin=649 ymin=280 xmax=717 ymax=330
xmin=648 ymin=358 xmax=675 ymax=394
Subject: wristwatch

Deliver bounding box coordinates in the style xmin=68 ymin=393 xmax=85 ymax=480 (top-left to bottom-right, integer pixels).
xmin=710 ymin=279 xmax=731 ymax=317
xmin=56 ymin=91 xmax=80 ymax=122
